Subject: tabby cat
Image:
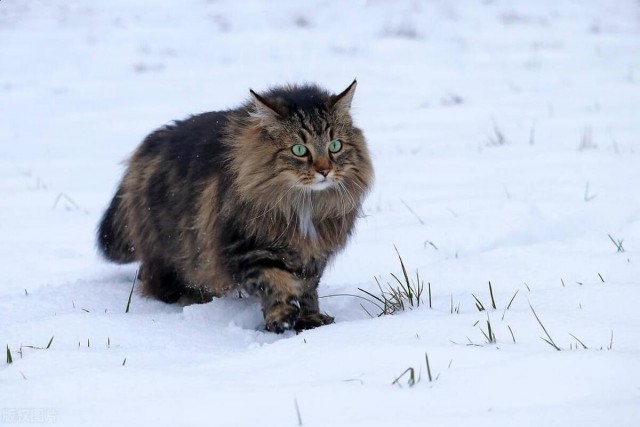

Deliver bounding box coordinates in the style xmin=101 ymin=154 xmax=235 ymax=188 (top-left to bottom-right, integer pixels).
xmin=98 ymin=81 xmax=373 ymax=333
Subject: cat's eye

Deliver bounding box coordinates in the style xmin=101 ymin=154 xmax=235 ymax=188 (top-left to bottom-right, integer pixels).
xmin=291 ymin=144 xmax=308 ymax=157
xmin=328 ymin=139 xmax=342 ymax=153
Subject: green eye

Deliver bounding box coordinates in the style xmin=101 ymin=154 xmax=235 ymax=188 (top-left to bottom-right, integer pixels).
xmin=328 ymin=139 xmax=342 ymax=153
xmin=291 ymin=144 xmax=308 ymax=157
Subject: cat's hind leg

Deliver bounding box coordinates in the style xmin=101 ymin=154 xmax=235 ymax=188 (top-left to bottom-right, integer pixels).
xmin=139 ymin=260 xmax=212 ymax=304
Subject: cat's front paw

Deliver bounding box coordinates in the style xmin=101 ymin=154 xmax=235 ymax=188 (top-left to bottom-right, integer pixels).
xmin=264 ymin=298 xmax=300 ymax=333
xmin=295 ymin=313 xmax=335 ymax=332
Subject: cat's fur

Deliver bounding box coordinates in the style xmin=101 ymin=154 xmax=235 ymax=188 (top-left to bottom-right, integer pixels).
xmin=97 ymin=81 xmax=373 ymax=333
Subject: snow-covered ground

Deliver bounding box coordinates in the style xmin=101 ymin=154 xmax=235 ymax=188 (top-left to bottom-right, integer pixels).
xmin=1 ymin=1 xmax=639 ymax=425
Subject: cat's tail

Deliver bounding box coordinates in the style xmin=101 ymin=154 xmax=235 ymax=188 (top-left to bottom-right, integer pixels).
xmin=97 ymin=187 xmax=136 ymax=263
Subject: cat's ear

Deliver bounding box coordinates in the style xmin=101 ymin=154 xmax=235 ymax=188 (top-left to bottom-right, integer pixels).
xmin=249 ymin=89 xmax=286 ymax=124
xmin=330 ymin=80 xmax=357 ymax=113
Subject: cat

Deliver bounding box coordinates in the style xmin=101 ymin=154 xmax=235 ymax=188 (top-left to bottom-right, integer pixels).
xmin=97 ymin=80 xmax=373 ymax=333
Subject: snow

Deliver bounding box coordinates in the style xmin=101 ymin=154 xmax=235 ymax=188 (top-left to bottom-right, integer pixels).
xmin=1 ymin=0 xmax=639 ymax=425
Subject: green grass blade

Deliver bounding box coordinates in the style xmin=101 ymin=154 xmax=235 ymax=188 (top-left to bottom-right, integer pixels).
xmin=529 ymin=302 xmax=561 ymax=351
xmin=487 ymin=316 xmax=495 ymax=343
xmin=568 ymin=333 xmax=588 ymax=349
xmin=425 ymin=353 xmax=433 ymax=382
xmin=394 ymin=245 xmax=411 ymax=287
xmin=125 ymin=271 xmax=137 ymax=313
xmin=506 ymin=290 xmax=519 ymax=310
xmin=608 ymin=330 xmax=614 ymax=350
xmin=358 ymin=287 xmax=387 ymax=307
xmin=392 ymin=367 xmax=415 ymax=387
xmin=477 ymin=324 xmax=491 ymax=343
xmin=294 ymin=399 xmax=303 ymax=426
xmin=472 ymin=294 xmax=485 ymax=311
xmin=488 ymin=281 xmax=497 ymax=309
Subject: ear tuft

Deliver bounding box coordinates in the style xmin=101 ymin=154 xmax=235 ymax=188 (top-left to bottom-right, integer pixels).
xmin=249 ymin=89 xmax=287 ymax=124
xmin=330 ymin=80 xmax=357 ymax=113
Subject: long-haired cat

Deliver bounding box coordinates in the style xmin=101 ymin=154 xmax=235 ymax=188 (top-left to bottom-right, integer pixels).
xmin=98 ymin=81 xmax=373 ymax=333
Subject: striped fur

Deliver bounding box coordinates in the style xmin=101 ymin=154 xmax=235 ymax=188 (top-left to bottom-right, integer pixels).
xmin=97 ymin=81 xmax=373 ymax=333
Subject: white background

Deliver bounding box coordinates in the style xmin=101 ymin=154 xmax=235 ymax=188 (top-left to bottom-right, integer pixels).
xmin=1 ymin=1 xmax=639 ymax=426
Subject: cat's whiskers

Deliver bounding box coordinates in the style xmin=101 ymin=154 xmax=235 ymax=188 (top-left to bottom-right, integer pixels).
xmin=341 ymin=181 xmax=357 ymax=229
xmin=355 ymin=182 xmax=366 ymax=197
xmin=338 ymin=181 xmax=357 ymax=214
xmin=334 ymin=183 xmax=347 ymax=237
xmin=251 ymin=182 xmax=298 ymax=222
xmin=272 ymin=185 xmax=302 ymax=243
xmin=346 ymin=177 xmax=366 ymax=195
xmin=347 ymin=180 xmax=367 ymax=213
xmin=292 ymin=186 xmax=307 ymax=227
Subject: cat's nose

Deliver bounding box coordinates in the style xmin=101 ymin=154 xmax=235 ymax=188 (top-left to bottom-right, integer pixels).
xmin=318 ymin=168 xmax=331 ymax=177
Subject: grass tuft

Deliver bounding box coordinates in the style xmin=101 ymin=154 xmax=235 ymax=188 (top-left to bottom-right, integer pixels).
xmin=6 ymin=345 xmax=13 ymax=364
xmin=473 ymin=282 xmax=497 ymax=312
xmin=21 ymin=336 xmax=55 ymax=351
xmin=360 ymin=247 xmax=424 ymax=316
xmin=393 ymin=352 xmax=439 ymax=386
xmin=392 ymin=367 xmax=416 ymax=387
xmin=450 ymin=294 xmax=460 ymax=314
xmin=607 ymin=234 xmax=625 ymax=253
xmin=476 ymin=313 xmax=497 ymax=344
xmin=569 ymin=333 xmax=588 ymax=349
xmin=472 ymin=294 xmax=485 ymax=312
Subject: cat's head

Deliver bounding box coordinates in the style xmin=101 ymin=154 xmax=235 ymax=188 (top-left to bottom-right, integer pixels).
xmin=244 ymin=81 xmax=373 ymax=200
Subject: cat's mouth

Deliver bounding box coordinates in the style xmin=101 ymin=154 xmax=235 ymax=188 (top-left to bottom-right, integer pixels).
xmin=308 ymin=171 xmax=337 ymax=191
xmin=309 ymin=180 xmax=334 ymax=191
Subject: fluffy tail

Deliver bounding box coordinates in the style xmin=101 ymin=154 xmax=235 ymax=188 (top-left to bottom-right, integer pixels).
xmin=97 ymin=187 xmax=136 ymax=263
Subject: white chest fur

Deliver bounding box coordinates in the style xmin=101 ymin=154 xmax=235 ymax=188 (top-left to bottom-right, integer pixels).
xmin=297 ymin=204 xmax=318 ymax=240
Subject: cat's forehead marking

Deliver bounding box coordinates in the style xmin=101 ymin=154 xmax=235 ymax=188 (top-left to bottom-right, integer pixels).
xmin=291 ymin=108 xmax=331 ymax=138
